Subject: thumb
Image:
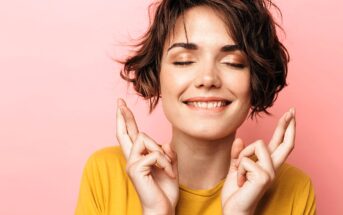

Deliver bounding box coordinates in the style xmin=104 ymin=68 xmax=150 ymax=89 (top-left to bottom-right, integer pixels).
xmin=162 ymin=143 xmax=176 ymax=161
xmin=172 ymin=151 xmax=178 ymax=178
xmin=162 ymin=143 xmax=179 ymax=178
xmin=229 ymin=138 xmax=244 ymax=170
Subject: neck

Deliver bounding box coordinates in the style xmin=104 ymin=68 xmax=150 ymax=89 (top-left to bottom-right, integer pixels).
xmin=170 ymin=127 xmax=235 ymax=190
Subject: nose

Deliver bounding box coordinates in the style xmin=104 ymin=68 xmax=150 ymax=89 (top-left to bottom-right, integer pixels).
xmin=194 ymin=62 xmax=222 ymax=89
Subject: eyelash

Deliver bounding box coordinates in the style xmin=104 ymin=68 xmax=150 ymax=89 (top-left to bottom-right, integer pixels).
xmin=173 ymin=61 xmax=194 ymax=66
xmin=173 ymin=61 xmax=245 ymax=69
xmin=224 ymin=63 xmax=245 ymax=69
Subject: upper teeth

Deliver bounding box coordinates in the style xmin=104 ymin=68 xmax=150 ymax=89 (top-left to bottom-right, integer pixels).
xmin=186 ymin=101 xmax=228 ymax=109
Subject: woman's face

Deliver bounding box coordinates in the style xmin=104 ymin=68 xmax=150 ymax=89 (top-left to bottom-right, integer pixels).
xmin=160 ymin=6 xmax=251 ymax=140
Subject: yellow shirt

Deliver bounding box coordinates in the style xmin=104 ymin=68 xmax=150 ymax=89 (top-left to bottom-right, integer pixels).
xmin=75 ymin=146 xmax=316 ymax=215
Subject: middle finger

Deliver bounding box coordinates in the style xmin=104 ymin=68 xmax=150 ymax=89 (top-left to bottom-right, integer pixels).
xmin=118 ymin=98 xmax=139 ymax=142
xmin=116 ymin=104 xmax=134 ymax=160
xmin=268 ymin=108 xmax=294 ymax=152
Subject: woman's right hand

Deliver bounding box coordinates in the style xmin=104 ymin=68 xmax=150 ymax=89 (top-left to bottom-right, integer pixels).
xmin=116 ymin=98 xmax=179 ymax=215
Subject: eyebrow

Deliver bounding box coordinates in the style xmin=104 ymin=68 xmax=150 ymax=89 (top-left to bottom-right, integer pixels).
xmin=167 ymin=42 xmax=241 ymax=52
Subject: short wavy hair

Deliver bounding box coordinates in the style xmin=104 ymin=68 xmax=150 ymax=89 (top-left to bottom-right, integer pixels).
xmin=119 ymin=0 xmax=289 ymax=118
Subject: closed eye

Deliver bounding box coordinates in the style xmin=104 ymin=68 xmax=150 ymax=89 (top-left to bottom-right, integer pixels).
xmin=173 ymin=61 xmax=194 ymax=66
xmin=224 ymin=62 xmax=246 ymax=69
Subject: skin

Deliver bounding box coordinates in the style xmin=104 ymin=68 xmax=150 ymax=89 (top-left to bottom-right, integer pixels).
xmin=160 ymin=5 xmax=251 ymax=190
xmin=116 ymin=5 xmax=296 ymax=215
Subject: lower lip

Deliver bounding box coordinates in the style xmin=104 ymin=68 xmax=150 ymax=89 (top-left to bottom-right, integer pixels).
xmin=184 ymin=102 xmax=230 ymax=113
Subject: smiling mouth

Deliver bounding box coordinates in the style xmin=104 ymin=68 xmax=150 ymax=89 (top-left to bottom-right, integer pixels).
xmin=182 ymin=100 xmax=231 ymax=110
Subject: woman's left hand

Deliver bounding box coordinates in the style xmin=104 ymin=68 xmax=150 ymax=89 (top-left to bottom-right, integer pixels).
xmin=221 ymin=108 xmax=296 ymax=215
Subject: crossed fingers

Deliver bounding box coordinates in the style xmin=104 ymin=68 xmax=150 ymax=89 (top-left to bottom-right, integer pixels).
xmin=116 ymin=98 xmax=139 ymax=159
xmin=116 ymin=98 xmax=173 ymax=170
xmin=235 ymin=108 xmax=296 ymax=186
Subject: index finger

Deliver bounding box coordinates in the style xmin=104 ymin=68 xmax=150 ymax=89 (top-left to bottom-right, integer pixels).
xmin=118 ymin=98 xmax=139 ymax=142
xmin=116 ymin=100 xmax=133 ymax=160
xmin=271 ymin=108 xmax=296 ymax=169
xmin=268 ymin=108 xmax=294 ymax=152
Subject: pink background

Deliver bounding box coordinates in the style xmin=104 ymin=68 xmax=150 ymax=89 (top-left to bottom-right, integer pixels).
xmin=0 ymin=0 xmax=342 ymax=214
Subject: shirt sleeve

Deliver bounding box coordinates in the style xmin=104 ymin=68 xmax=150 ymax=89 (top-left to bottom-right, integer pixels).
xmin=75 ymin=154 xmax=104 ymax=215
xmin=300 ymin=178 xmax=317 ymax=215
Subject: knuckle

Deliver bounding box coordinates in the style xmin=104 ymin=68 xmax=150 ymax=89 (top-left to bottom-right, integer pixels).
xmin=115 ymin=130 xmax=122 ymax=139
xmin=138 ymin=132 xmax=147 ymax=138
xmin=125 ymin=164 xmax=133 ymax=176
xmin=240 ymin=157 xmax=249 ymax=164
xmin=259 ymin=171 xmax=272 ymax=184
xmin=151 ymin=150 xmax=163 ymax=158
xmin=258 ymin=172 xmax=269 ymax=184
xmin=257 ymin=140 xmax=265 ymax=146
xmin=278 ymin=117 xmax=286 ymax=126
xmin=134 ymin=132 xmax=145 ymax=144
xmin=127 ymin=162 xmax=141 ymax=177
xmin=136 ymin=132 xmax=143 ymax=139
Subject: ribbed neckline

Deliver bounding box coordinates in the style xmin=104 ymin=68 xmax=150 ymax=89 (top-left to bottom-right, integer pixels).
xmin=179 ymin=178 xmax=226 ymax=197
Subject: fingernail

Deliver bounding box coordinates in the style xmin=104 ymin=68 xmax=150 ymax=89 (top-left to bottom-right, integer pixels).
xmin=286 ymin=110 xmax=293 ymax=120
xmin=117 ymin=98 xmax=125 ymax=107
xmin=118 ymin=106 xmax=124 ymax=115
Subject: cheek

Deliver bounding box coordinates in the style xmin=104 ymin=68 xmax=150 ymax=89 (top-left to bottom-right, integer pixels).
xmin=160 ymin=70 xmax=173 ymax=101
xmin=160 ymin=82 xmax=181 ymax=128
xmin=160 ymin=67 xmax=179 ymax=116
xmin=160 ymin=65 xmax=193 ymax=124
xmin=160 ymin=66 xmax=191 ymax=98
xmin=225 ymin=71 xmax=251 ymax=99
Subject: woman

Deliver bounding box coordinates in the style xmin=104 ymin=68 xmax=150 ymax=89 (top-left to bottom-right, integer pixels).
xmin=75 ymin=0 xmax=316 ymax=214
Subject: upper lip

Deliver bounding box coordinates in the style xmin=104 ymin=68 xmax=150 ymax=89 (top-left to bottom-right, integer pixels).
xmin=182 ymin=97 xmax=231 ymax=103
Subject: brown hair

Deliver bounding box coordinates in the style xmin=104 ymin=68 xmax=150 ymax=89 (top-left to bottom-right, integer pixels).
xmin=119 ymin=0 xmax=289 ymax=118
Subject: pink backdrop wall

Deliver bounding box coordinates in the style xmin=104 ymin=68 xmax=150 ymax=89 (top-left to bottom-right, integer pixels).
xmin=0 ymin=0 xmax=342 ymax=214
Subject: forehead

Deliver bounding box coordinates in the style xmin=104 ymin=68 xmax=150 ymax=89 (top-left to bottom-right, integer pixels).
xmin=164 ymin=5 xmax=235 ymax=49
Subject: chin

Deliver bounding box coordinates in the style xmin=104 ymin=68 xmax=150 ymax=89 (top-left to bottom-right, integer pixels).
xmin=181 ymin=123 xmax=236 ymax=141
